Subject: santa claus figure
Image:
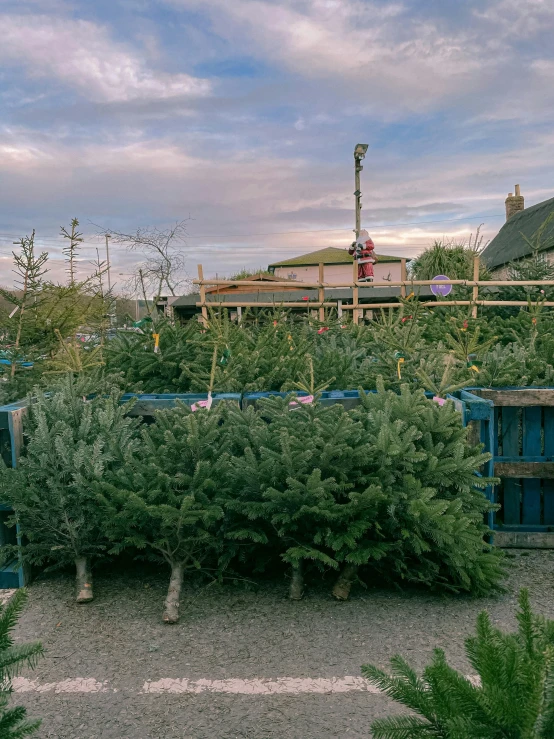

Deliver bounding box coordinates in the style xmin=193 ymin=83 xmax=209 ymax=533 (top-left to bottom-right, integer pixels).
xmin=348 ymin=229 xmax=376 ymax=282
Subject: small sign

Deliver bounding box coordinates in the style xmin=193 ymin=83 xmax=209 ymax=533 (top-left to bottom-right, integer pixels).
xmin=430 ymin=275 xmax=452 ymax=297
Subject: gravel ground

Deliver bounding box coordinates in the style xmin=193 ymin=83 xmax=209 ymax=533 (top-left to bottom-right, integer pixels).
xmin=12 ymin=551 xmax=554 ymax=739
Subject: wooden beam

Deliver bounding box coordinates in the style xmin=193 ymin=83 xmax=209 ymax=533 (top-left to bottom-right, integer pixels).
xmin=400 ymin=259 xmax=407 ymax=298
xmin=472 ymin=255 xmax=479 ymax=319
xmin=193 ymin=277 xmax=554 ymax=288
xmin=196 ymin=301 xmax=337 ymax=308
xmin=495 ymin=462 xmax=554 ymax=478
xmin=197 ymin=264 xmax=208 ymax=326
xmin=475 ymin=388 xmax=554 ymax=406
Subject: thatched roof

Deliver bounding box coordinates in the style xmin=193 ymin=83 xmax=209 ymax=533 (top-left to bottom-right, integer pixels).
xmin=481 ymin=196 xmax=554 ymax=269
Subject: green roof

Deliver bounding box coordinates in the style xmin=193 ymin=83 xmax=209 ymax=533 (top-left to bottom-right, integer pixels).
xmin=481 ymin=196 xmax=554 ymax=269
xmin=269 ymin=246 xmax=402 ymax=268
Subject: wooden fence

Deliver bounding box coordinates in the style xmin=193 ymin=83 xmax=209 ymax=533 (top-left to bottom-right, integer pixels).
xmin=194 ymin=256 xmax=554 ymax=324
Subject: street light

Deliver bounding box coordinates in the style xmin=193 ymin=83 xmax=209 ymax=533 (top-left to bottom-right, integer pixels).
xmin=353 ymin=143 xmax=368 ymax=237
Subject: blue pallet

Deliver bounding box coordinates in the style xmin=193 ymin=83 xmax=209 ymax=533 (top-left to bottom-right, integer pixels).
xmin=121 ymin=392 xmax=242 ymax=416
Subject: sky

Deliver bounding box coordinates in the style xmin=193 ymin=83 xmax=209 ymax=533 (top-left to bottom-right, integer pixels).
xmin=1 ymin=0 xmax=554 ymax=290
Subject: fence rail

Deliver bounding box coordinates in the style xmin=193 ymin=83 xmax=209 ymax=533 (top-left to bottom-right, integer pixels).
xmin=194 ymin=256 xmax=554 ymax=324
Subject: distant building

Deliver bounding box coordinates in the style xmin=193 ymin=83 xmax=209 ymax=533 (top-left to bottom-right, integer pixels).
xmin=268 ymin=246 xmax=405 ymax=284
xmin=481 ymin=185 xmax=554 ymax=276
xmin=170 ymin=245 xmax=421 ymax=321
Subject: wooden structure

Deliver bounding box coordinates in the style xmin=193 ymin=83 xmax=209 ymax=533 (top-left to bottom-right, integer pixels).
xmin=469 ymin=387 xmax=554 ymax=547
xmin=194 ymin=256 xmax=554 ymax=325
xmin=0 ymin=399 xmax=29 ymax=587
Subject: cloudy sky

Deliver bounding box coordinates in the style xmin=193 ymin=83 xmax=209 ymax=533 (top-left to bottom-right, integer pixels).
xmin=1 ymin=0 xmax=553 ymax=289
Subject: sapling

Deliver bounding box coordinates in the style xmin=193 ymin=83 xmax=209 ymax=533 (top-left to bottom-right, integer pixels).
xmin=0 ymin=375 xmax=139 ymax=603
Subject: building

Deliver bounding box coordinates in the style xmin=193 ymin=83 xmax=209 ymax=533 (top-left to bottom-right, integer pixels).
xmin=170 ymin=244 xmax=418 ymax=321
xmin=481 ymin=185 xmax=554 ymax=276
xmin=268 ymin=246 xmax=405 ymax=284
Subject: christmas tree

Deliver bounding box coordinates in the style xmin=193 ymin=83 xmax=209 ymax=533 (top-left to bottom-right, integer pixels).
xmin=0 ymin=375 xmax=140 ymax=602
xmin=99 ymin=400 xmax=232 ymax=623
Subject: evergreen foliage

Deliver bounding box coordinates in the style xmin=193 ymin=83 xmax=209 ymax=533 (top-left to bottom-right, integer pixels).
xmin=2 ymin=376 xmax=502 ymax=619
xmin=0 ymin=375 xmax=140 ymax=602
xmin=98 ymin=401 xmax=232 ymax=622
xmin=221 ymin=384 xmax=501 ymax=600
xmin=363 ymin=589 xmax=554 ymax=739
xmin=0 ymin=590 xmax=43 ymax=738
xmin=221 ymin=397 xmax=385 ymax=599
xmin=409 ymin=234 xmax=487 ymax=281
xmin=351 ymin=382 xmax=502 ymax=595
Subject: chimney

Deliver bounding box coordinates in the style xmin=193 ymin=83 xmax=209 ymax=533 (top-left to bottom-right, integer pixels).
xmin=505 ymin=184 xmax=524 ymax=220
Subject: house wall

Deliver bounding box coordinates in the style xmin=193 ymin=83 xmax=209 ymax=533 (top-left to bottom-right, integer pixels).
xmin=273 ymin=262 xmax=402 ymax=285
xmin=490 ymin=251 xmax=554 ymax=280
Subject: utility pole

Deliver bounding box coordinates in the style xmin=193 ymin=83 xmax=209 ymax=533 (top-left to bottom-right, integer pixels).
xmin=105 ymin=233 xmax=116 ymax=327
xmin=105 ymin=234 xmax=112 ymax=291
xmin=353 ymin=144 xmax=368 ymax=238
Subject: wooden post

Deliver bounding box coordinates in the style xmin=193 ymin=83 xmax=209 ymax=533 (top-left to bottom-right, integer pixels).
xmin=337 ymin=299 xmax=342 ymax=318
xmin=198 ymin=264 xmax=208 ymax=326
xmin=472 ymin=255 xmax=479 ymax=319
xmin=400 ymin=259 xmax=407 ymax=298
xmin=318 ymin=263 xmax=325 ymax=322
xmin=352 ymin=259 xmax=359 ymax=324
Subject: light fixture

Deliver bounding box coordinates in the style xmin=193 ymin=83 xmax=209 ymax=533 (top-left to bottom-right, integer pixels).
xmin=354 ymin=143 xmax=368 ymax=158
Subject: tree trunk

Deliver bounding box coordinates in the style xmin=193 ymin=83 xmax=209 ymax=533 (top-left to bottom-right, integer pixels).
xmin=163 ymin=562 xmax=184 ymax=624
xmin=75 ymin=557 xmax=93 ymax=603
xmin=289 ymin=561 xmax=304 ymax=601
xmin=332 ymin=564 xmax=358 ymax=601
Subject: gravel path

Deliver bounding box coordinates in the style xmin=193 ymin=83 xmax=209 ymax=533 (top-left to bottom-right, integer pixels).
xmin=12 ymin=551 xmax=554 ymax=738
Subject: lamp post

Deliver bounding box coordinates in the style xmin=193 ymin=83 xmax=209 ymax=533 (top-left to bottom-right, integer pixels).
xmin=353 ymin=143 xmax=368 ymax=239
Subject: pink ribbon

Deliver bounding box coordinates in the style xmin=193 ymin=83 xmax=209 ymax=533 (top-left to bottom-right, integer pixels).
xmin=191 ymin=392 xmax=213 ymax=412
xmin=289 ymin=395 xmax=314 ymax=407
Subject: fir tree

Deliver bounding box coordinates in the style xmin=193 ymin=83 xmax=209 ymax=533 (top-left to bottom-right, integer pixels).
xmin=0 ymin=590 xmax=43 ymax=738
xmin=350 ymin=380 xmax=503 ymax=596
xmin=364 ymin=589 xmax=554 ymax=739
xmin=223 ymin=397 xmax=385 ymax=599
xmin=99 ymin=401 xmax=231 ymax=623
xmin=0 ymin=375 xmax=140 ymax=602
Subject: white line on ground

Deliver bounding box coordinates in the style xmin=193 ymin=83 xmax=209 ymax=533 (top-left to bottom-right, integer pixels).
xmin=12 ymin=678 xmax=111 ymax=694
xmin=11 ymin=675 xmax=482 ymax=695
xmin=141 ymin=677 xmax=381 ymax=695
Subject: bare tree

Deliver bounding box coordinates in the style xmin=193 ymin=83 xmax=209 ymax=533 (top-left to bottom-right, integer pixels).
xmin=96 ymin=220 xmax=190 ymax=302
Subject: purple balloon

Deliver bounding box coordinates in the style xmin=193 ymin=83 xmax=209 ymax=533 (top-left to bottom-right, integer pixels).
xmin=430 ymin=275 xmax=452 ymax=297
